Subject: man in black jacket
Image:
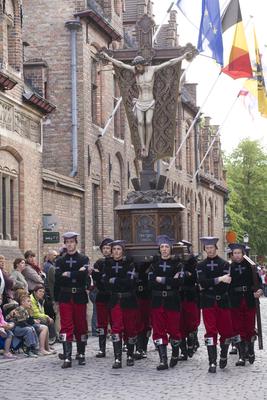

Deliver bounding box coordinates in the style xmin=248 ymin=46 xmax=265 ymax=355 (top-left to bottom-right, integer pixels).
xmin=197 ymin=237 xmax=235 ymax=373
xmin=104 ymin=240 xmax=138 ymax=369
xmin=92 ymin=237 xmax=113 ymax=358
xmin=149 ymin=235 xmax=184 ymax=371
xmin=54 ymin=232 xmax=89 ymax=368
xmin=228 ymin=243 xmax=262 ymax=366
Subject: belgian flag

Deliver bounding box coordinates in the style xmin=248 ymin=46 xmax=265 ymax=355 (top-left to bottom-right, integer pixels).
xmin=221 ymin=0 xmax=252 ymax=79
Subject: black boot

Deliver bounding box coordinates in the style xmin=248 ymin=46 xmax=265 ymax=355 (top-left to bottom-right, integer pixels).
xmin=112 ymin=337 xmax=122 ymax=369
xmin=207 ymin=345 xmax=217 ymax=373
xmin=134 ymin=334 xmax=144 ymax=360
xmin=229 ymin=344 xmax=238 ymax=355
xmin=96 ymin=335 xmax=106 ymax=358
xmin=61 ymin=342 xmax=72 ymax=369
xmin=193 ymin=330 xmax=200 ymax=353
xmin=170 ymin=339 xmax=180 ymax=368
xmin=127 ymin=340 xmax=135 ymax=366
xmin=219 ymin=344 xmax=229 ymax=369
xmin=178 ymin=338 xmax=188 ymax=361
xmin=157 ymin=344 xmax=168 ymax=371
xmin=187 ymin=333 xmax=194 ymax=358
xmin=236 ymin=341 xmax=246 ymax=366
xmin=142 ymin=333 xmax=149 ymax=357
xmin=247 ymin=341 xmax=255 ymax=364
xmin=77 ymin=342 xmax=86 ymax=365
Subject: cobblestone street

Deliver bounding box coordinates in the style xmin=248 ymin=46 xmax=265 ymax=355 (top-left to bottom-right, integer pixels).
xmin=1 ymin=298 xmax=267 ymax=400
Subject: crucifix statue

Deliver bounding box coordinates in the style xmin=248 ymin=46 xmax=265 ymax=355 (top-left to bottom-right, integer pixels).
xmin=99 ymin=13 xmax=197 ymax=190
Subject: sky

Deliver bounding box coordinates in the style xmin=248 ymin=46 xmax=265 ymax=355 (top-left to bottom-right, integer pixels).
xmin=152 ymin=0 xmax=267 ymax=154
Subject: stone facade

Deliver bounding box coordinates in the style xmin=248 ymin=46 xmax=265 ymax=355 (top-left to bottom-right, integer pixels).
xmin=21 ymin=0 xmax=228 ymax=261
xmin=0 ymin=0 xmax=55 ymax=265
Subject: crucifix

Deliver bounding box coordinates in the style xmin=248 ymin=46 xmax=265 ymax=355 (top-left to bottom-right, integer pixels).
xmin=159 ymin=261 xmax=171 ymax=273
xmin=207 ymin=260 xmax=217 ymax=272
xmin=66 ymin=258 xmax=77 ymax=269
xmin=100 ymin=13 xmax=196 ymax=191
xmin=112 ymin=262 xmax=123 ymax=274
xmin=235 ymin=264 xmax=246 ymax=275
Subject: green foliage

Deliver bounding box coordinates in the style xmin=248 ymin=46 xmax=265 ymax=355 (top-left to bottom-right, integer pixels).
xmin=225 ymin=139 xmax=267 ymax=256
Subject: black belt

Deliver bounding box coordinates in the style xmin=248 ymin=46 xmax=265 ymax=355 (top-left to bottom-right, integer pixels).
xmin=204 ymin=293 xmax=227 ymax=301
xmin=114 ymin=292 xmax=132 ymax=298
xmin=233 ymin=286 xmax=248 ymax=292
xmin=152 ymin=290 xmax=176 ymax=298
xmin=61 ymin=287 xmax=84 ymax=294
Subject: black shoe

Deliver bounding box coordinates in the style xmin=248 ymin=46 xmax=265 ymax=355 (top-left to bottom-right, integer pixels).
xmin=96 ymin=335 xmax=106 ymax=358
xmin=219 ymin=344 xmax=229 ymax=369
xmin=207 ymin=345 xmax=217 ymax=374
xmin=76 ymin=342 xmax=86 ymax=365
xmin=127 ymin=356 xmax=134 ymax=366
xmin=61 ymin=342 xmax=72 ymax=369
xmin=229 ymin=345 xmax=238 ymax=355
xmin=235 ymin=342 xmax=246 ymax=366
xmin=112 ymin=359 xmax=122 ymax=369
xmin=112 ymin=339 xmax=122 ymax=369
xmin=157 ymin=344 xmax=168 ymax=371
xmin=178 ymin=339 xmax=187 ymax=361
xmin=208 ymin=363 xmax=216 ymax=373
xmin=247 ymin=341 xmax=255 ymax=364
xmin=78 ymin=354 xmax=86 ymax=365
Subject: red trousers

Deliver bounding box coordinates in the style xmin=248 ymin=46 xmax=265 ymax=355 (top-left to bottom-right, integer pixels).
xmin=59 ymin=300 xmax=88 ymax=342
xmin=136 ymin=298 xmax=151 ymax=335
xmin=110 ymin=303 xmax=138 ymax=341
xmin=231 ymin=298 xmax=256 ymax=341
xmin=151 ymin=306 xmax=181 ymax=345
xmin=202 ymin=303 xmax=234 ymax=345
xmin=96 ymin=301 xmax=111 ymax=335
xmin=180 ymin=300 xmax=200 ymax=338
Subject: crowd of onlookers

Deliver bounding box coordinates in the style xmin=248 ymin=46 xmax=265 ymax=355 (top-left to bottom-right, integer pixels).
xmin=258 ymin=265 xmax=267 ymax=297
xmin=0 ymin=250 xmax=62 ymax=360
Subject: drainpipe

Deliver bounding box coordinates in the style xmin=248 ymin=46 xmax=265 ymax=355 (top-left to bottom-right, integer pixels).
xmin=65 ymin=19 xmax=81 ymax=177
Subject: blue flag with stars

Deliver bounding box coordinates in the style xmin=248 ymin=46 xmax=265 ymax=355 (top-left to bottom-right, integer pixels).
xmin=197 ymin=0 xmax=223 ymax=66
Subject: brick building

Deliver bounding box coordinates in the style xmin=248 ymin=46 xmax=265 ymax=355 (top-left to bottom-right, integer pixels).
xmin=21 ymin=0 xmax=228 ymax=260
xmin=0 ymin=0 xmax=55 ymax=264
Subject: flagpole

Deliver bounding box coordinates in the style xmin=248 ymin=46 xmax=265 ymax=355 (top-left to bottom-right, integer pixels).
xmin=153 ymin=1 xmax=175 ymax=43
xmin=99 ymin=97 xmax=123 ymax=138
xmin=192 ymin=93 xmax=240 ymax=181
xmin=167 ymin=71 xmax=222 ymax=171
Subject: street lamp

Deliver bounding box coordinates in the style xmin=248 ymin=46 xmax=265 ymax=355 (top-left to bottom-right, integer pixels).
xmin=243 ymin=232 xmax=249 ymax=244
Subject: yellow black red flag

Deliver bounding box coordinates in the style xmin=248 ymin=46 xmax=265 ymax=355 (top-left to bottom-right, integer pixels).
xmin=221 ymin=0 xmax=252 ymax=79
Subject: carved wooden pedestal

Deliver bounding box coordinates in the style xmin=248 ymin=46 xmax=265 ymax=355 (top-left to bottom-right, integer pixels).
xmin=115 ymin=202 xmax=185 ymax=262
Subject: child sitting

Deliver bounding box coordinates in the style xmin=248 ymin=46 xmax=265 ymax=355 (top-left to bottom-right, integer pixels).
xmin=6 ymin=294 xmax=40 ymax=357
xmin=0 ymin=295 xmax=16 ymax=359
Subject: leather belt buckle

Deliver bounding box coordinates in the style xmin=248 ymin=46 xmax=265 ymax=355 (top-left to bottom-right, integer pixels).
xmin=162 ymin=291 xmax=168 ymax=297
xmin=71 ymin=287 xmax=77 ymax=294
xmin=242 ymin=286 xmax=247 ymax=292
xmin=215 ymin=295 xmax=221 ymax=301
xmin=138 ymin=285 xmax=144 ymax=292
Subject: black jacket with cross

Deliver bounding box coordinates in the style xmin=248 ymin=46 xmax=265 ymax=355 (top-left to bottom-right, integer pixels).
xmin=103 ymin=256 xmax=138 ymax=309
xmin=197 ymin=256 xmax=231 ymax=309
xmin=229 ymin=258 xmax=262 ymax=309
xmin=54 ymin=251 xmax=89 ymax=304
xmin=148 ymin=255 xmax=184 ymax=311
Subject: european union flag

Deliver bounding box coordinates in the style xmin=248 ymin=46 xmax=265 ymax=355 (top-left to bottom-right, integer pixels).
xmin=197 ymin=0 xmax=223 ymax=66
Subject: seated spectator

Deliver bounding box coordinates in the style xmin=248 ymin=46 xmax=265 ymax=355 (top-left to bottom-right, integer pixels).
xmin=5 ymin=295 xmax=39 ymax=357
xmin=0 ymin=255 xmax=14 ymax=304
xmin=11 ymin=258 xmax=29 ymax=294
xmin=0 ymin=295 xmax=16 ymax=359
xmin=30 ymin=285 xmax=57 ymax=343
xmin=22 ymin=251 xmax=44 ymax=293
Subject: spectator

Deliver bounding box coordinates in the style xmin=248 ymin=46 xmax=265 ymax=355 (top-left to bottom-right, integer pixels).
xmin=30 ymin=285 xmax=57 ymax=343
xmin=5 ymin=294 xmax=39 ymax=357
xmin=22 ymin=251 xmax=44 ymax=293
xmin=0 ymin=295 xmax=16 ymax=359
xmin=43 ymin=250 xmax=58 ymax=275
xmin=0 ymin=255 xmax=14 ymax=304
xmin=264 ymin=267 xmax=267 ymax=297
xmin=11 ymin=258 xmax=29 ymax=293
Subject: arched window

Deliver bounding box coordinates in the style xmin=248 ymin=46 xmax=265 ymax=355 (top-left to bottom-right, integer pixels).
xmin=0 ymin=149 xmax=19 ymax=241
